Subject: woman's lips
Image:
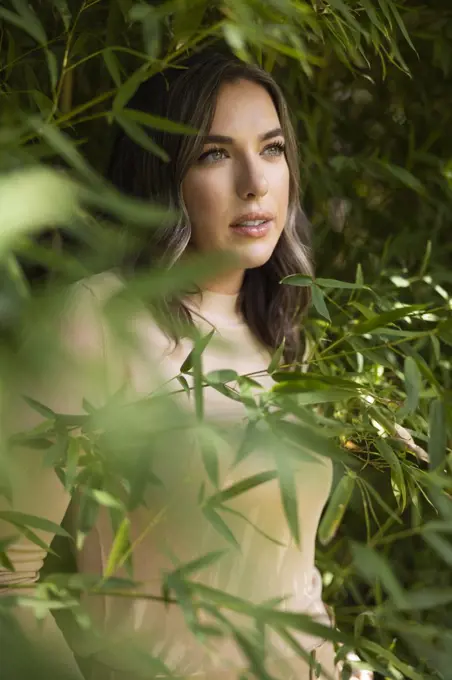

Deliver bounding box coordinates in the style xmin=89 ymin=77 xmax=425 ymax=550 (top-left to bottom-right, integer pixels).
xmin=229 ymin=219 xmax=273 ymax=237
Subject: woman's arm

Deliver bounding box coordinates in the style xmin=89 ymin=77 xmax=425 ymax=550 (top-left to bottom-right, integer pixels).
xmin=0 ymin=273 xmax=127 ymax=676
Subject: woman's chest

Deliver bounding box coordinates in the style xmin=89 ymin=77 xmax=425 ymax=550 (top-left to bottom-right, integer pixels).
xmin=128 ymin=319 xmax=274 ymax=421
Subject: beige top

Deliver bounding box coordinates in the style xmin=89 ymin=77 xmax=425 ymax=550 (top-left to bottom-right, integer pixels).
xmin=0 ymin=274 xmax=334 ymax=678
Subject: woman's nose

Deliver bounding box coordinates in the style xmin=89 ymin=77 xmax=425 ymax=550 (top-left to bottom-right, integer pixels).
xmin=237 ymin=162 xmax=269 ymax=200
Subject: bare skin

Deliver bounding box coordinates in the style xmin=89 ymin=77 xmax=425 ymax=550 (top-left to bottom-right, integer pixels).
xmin=182 ymin=78 xmax=290 ymax=294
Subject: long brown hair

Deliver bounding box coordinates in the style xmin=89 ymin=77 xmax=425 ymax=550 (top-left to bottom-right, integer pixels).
xmin=107 ymin=49 xmax=313 ymax=363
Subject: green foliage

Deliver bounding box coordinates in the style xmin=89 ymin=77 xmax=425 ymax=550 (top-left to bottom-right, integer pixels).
xmin=0 ymin=1 xmax=451 ymax=679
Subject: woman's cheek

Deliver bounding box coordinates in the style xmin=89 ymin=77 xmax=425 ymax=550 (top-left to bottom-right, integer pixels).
xmin=184 ymin=173 xmax=229 ymax=251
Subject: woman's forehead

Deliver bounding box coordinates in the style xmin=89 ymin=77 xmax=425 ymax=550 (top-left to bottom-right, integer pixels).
xmin=208 ymin=79 xmax=281 ymax=139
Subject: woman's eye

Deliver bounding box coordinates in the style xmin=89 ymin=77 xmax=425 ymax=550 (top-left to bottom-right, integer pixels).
xmin=198 ymin=148 xmax=227 ymax=163
xmin=263 ymin=142 xmax=286 ymax=156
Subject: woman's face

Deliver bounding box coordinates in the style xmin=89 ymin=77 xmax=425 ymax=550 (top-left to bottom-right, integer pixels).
xmin=182 ymin=78 xmax=290 ymax=277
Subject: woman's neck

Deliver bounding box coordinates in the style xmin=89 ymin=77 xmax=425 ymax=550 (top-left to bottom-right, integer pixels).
xmin=201 ymin=268 xmax=245 ymax=295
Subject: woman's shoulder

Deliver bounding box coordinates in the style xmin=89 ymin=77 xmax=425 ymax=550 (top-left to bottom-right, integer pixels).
xmin=68 ymin=271 xmax=189 ymax=393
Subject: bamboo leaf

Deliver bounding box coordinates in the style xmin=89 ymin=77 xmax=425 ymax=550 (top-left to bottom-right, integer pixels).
xmin=428 ymin=399 xmax=447 ymax=470
xmin=350 ymin=541 xmax=407 ymax=607
xmin=387 ymin=0 xmax=416 ymax=51
xmin=112 ymin=68 xmax=146 ymax=113
xmin=272 ymin=385 xmax=356 ymax=403
xmin=373 ymin=158 xmax=423 ymax=191
xmin=0 ymin=536 xmax=18 ymax=571
xmin=398 ymin=356 xmax=421 ymax=417
xmin=22 ymin=395 xmax=55 ymax=419
xmin=180 ymin=329 xmax=215 ymax=374
xmin=318 ymin=472 xmax=355 ymax=545
xmin=51 ymin=0 xmax=72 ymax=30
xmin=360 ymin=639 xmax=424 ymax=680
xmin=375 ymin=439 xmax=407 ymax=512
xmin=267 ymin=337 xmax=285 ymax=373
xmin=275 ymin=454 xmax=300 ymax=547
xmin=310 ymin=284 xmax=331 ymax=321
xmin=202 ymin=505 xmax=239 ymax=549
xmin=27 ymin=117 xmax=102 ymax=186
xmin=423 ymin=532 xmax=452 ymax=567
xmin=233 ymin=420 xmax=258 ymax=466
xmin=359 ymin=478 xmax=403 ymax=524
xmin=206 ymin=471 xmax=277 ymax=506
xmin=172 ymin=550 xmax=226 ymax=579
xmin=268 ymin=417 xmax=353 ymax=465
xmin=199 ymin=433 xmax=219 ymax=488
xmin=221 ymin=505 xmax=285 ymax=547
xmin=352 ymin=305 xmax=425 ymax=334
xmin=123 ymin=108 xmax=198 ymax=136
xmin=326 ymin=0 xmax=362 ymax=32
xmin=103 ymin=48 xmax=122 ymax=87
xmin=281 ymin=274 xmax=313 ymax=287
xmin=205 ymin=369 xmax=238 ymax=385
xmin=315 ymin=277 xmax=369 ymax=290
xmin=89 ymin=490 xmax=125 ymax=511
xmin=392 ymin=587 xmax=452 ymax=611
xmin=0 ymin=511 xmax=70 ymax=537
xmin=2 ymin=523 xmax=56 ymax=556
xmin=172 ymin=0 xmax=207 ymax=43
xmin=104 ymin=517 xmax=131 ymax=577
xmin=0 ymin=3 xmax=46 ymax=44
xmin=114 ymin=113 xmax=170 ymax=161
xmin=177 ymin=374 xmax=191 ymax=397
xmin=271 ymin=372 xmax=361 ymax=390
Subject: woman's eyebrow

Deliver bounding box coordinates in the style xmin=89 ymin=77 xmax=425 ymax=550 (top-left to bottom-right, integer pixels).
xmin=202 ymin=127 xmax=283 ymax=144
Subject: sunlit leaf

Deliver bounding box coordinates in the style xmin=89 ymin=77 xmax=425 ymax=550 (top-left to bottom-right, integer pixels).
xmin=172 ymin=0 xmax=207 ymax=43
xmin=271 ymin=372 xmax=362 ymax=391
xmin=315 ymin=277 xmax=369 ymax=290
xmin=104 ymin=517 xmax=131 ymax=577
xmin=360 ymin=639 xmax=424 ymax=680
xmin=318 ymin=471 xmax=355 ymax=545
xmin=281 ymin=274 xmax=313 ymax=287
xmin=0 ymin=167 xmax=78 ymax=253
xmin=89 ymin=490 xmax=125 ymax=511
xmin=352 ymin=305 xmax=425 ymax=334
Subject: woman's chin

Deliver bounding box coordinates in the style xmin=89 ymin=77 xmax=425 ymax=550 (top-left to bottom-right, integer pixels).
xmin=235 ymin=244 xmax=277 ymax=270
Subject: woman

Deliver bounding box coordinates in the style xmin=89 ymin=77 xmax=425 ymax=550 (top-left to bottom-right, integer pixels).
xmin=0 ymin=50 xmax=339 ymax=679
